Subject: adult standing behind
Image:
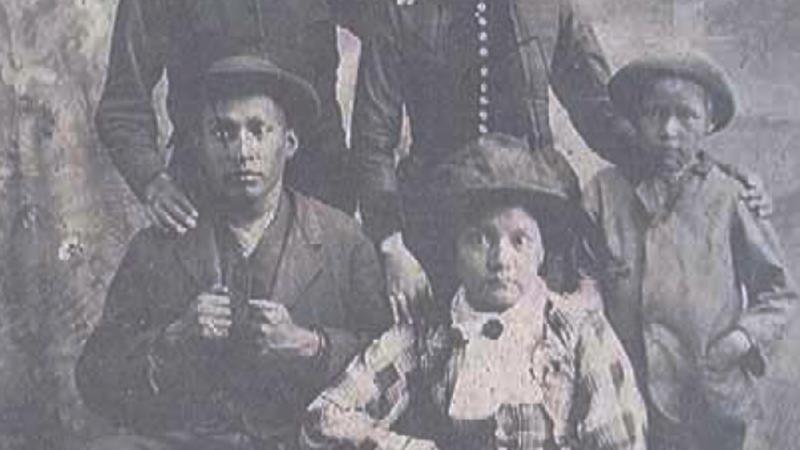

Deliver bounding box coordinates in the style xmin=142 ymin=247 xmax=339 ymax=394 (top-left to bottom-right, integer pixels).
xmin=352 ymin=0 xmax=774 ymax=322
xmin=78 ymin=55 xmax=391 ymax=450
xmin=351 ymin=0 xmax=637 ymax=317
xmin=96 ymin=0 xmax=368 ymax=232
xmin=583 ymin=54 xmax=798 ymax=450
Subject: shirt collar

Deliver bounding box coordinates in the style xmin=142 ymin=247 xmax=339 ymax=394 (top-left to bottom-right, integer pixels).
xmin=634 ymin=150 xmax=713 ymax=222
xmin=226 ymin=187 xmax=282 ymax=257
xmin=450 ymin=287 xmax=543 ymax=343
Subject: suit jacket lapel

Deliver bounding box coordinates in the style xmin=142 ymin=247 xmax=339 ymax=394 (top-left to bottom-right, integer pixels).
xmin=171 ymin=191 xmax=324 ymax=308
xmin=173 ymin=219 xmax=223 ymax=290
xmin=265 ymin=192 xmax=324 ymax=310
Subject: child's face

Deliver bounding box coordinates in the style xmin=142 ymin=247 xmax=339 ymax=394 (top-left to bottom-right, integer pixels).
xmin=455 ymin=206 xmax=546 ymax=313
xmin=635 ymin=77 xmax=713 ymax=177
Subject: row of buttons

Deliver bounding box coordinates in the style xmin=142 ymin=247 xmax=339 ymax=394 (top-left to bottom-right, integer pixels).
xmin=476 ymin=1 xmax=490 ymax=135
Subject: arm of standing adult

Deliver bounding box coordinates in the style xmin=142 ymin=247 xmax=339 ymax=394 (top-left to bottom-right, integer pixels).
xmin=296 ymin=14 xmax=355 ymax=213
xmin=351 ymin=20 xmax=433 ymax=322
xmin=549 ymin=0 xmax=638 ymax=171
xmin=380 ymin=232 xmax=433 ymax=324
xmin=97 ymin=0 xmax=198 ymax=234
xmin=327 ymin=0 xmax=419 ymax=37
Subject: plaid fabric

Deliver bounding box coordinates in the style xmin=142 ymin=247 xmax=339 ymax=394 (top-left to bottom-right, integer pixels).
xmin=301 ymin=297 xmax=647 ymax=450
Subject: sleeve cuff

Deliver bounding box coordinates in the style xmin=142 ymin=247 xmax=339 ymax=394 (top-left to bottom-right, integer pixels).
xmin=109 ymin=146 xmax=167 ymax=201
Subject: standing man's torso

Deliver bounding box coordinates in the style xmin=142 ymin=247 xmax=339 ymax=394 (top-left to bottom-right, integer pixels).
xmin=376 ymin=0 xmax=543 ymax=160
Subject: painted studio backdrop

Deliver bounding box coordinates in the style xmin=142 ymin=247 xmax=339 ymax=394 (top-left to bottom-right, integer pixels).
xmin=0 ymin=0 xmax=798 ymax=448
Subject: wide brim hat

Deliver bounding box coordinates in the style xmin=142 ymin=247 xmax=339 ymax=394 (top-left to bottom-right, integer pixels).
xmin=203 ymin=55 xmax=321 ymax=130
xmin=403 ymin=133 xmax=604 ymax=295
xmin=404 ymin=133 xmax=586 ymax=234
xmin=609 ymin=53 xmax=736 ymax=132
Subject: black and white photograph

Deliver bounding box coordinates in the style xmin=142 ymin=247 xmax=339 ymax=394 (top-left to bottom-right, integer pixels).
xmin=0 ymin=1 xmax=798 ymax=449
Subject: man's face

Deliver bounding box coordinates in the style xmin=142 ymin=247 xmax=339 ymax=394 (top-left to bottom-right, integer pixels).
xmin=635 ymin=77 xmax=713 ymax=176
xmin=200 ymin=93 xmax=297 ymax=207
xmin=455 ymin=206 xmax=545 ymax=313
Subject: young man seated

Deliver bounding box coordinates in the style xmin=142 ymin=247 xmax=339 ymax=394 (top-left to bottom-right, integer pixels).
xmin=77 ymin=55 xmax=391 ymax=450
xmin=301 ymin=134 xmax=647 ymax=450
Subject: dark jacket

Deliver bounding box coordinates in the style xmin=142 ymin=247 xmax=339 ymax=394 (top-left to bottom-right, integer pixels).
xmin=96 ymin=0 xmax=354 ymax=211
xmin=352 ymin=0 xmax=637 ymax=241
xmin=76 ymin=191 xmax=391 ymax=439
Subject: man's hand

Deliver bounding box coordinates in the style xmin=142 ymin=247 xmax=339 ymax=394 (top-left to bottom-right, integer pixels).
xmin=380 ymin=233 xmax=432 ymax=324
xmin=144 ymin=172 xmax=199 ymax=234
xmin=706 ymin=329 xmax=752 ymax=373
xmin=740 ymin=173 xmax=773 ymax=218
xmin=163 ymin=285 xmax=233 ymax=346
xmin=247 ymin=300 xmax=322 ymax=360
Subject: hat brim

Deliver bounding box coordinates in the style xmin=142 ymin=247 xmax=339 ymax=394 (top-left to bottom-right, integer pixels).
xmin=405 ymin=186 xmax=588 ymax=239
xmin=609 ymin=57 xmax=735 ymax=132
xmin=204 ymin=69 xmax=321 ymax=131
xmin=404 ymin=186 xmax=600 ymax=295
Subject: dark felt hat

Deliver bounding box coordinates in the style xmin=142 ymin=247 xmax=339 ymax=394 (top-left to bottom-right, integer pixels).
xmin=609 ymin=53 xmax=736 ymax=132
xmin=406 ymin=133 xmax=596 ymax=294
xmin=203 ymin=55 xmax=321 ymax=129
xmin=409 ymin=133 xmax=584 ymax=227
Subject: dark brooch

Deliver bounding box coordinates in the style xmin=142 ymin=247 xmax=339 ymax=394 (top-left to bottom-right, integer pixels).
xmin=482 ymin=319 xmax=504 ymax=340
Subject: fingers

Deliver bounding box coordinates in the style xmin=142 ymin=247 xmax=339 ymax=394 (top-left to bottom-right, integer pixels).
xmin=149 ymin=196 xmax=197 ymax=234
xmin=389 ymin=292 xmax=411 ymax=324
xmin=199 ymin=316 xmax=233 ymax=339
xmin=148 ymin=200 xmax=187 ymax=234
xmin=742 ymin=173 xmax=763 ymax=189
xmin=197 ymin=302 xmax=232 ymax=318
xmin=413 ymin=283 xmax=434 ymax=327
xmin=161 ymin=196 xmax=198 ymax=230
xmin=248 ymin=299 xmax=290 ymax=324
xmin=388 ymin=268 xmax=434 ymax=325
xmin=144 ymin=175 xmax=198 ymax=234
xmin=171 ymin=189 xmax=199 ymax=222
xmin=195 ymin=292 xmax=232 ymax=339
xmin=144 ymin=204 xmax=173 ymax=234
xmin=745 ymin=197 xmax=773 ymax=218
xmin=740 ymin=189 xmax=773 ymax=218
xmin=738 ymin=173 xmax=773 ymax=218
xmin=388 ymin=292 xmax=402 ymax=324
xmin=197 ymin=292 xmax=231 ymax=305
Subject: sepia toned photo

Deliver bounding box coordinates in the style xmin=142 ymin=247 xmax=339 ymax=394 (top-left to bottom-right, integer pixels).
xmin=0 ymin=1 xmax=798 ymax=449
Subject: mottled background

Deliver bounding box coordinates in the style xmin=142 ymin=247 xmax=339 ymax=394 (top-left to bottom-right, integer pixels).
xmin=0 ymin=1 xmax=797 ymax=448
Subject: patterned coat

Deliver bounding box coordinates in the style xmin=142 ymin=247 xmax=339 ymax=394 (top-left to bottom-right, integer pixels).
xmin=301 ymin=290 xmax=647 ymax=450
